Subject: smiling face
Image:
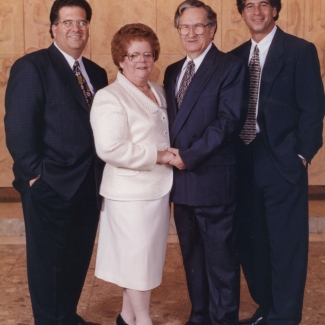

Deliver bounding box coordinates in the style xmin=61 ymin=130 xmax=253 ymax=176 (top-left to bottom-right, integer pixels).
xmin=52 ymin=6 xmax=89 ymax=59
xmin=178 ymin=7 xmax=216 ymax=60
xmin=119 ymin=40 xmax=154 ymax=86
xmin=241 ymin=0 xmax=277 ymax=42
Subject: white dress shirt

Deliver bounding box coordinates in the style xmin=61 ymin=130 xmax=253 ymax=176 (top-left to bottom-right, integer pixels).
xmin=176 ymin=42 xmax=212 ymax=94
xmin=249 ymin=25 xmax=277 ymax=132
xmin=54 ymin=42 xmax=94 ymax=94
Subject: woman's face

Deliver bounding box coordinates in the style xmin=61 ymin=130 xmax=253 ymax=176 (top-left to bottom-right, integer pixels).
xmin=119 ymin=40 xmax=154 ymax=85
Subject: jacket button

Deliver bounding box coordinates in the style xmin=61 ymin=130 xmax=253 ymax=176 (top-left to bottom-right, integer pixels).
xmin=192 ymin=134 xmax=197 ymax=138
xmin=197 ymin=115 xmax=201 ymax=119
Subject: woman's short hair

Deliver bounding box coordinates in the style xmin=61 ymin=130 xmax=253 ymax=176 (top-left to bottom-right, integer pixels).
xmin=111 ymin=23 xmax=160 ymax=73
xmin=236 ymin=0 xmax=281 ymax=21
xmin=174 ymin=0 xmax=217 ymax=39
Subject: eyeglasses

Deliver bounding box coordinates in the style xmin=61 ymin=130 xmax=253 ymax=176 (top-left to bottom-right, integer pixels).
xmin=123 ymin=52 xmax=155 ymax=63
xmin=55 ymin=20 xmax=90 ymax=31
xmin=177 ymin=23 xmax=211 ymax=36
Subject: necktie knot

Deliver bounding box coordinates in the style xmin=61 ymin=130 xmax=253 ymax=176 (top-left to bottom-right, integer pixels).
xmin=188 ymin=60 xmax=195 ymax=69
xmin=250 ymin=45 xmax=260 ymax=68
xmin=73 ymin=61 xmax=82 ymax=74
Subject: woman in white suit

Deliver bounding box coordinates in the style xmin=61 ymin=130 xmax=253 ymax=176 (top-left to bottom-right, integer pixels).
xmin=90 ymin=23 xmax=173 ymax=325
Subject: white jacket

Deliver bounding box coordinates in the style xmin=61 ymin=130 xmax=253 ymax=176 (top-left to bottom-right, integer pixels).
xmin=90 ymin=72 xmax=173 ymax=201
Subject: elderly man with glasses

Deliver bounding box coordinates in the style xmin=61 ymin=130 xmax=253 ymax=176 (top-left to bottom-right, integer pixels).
xmin=164 ymin=1 xmax=249 ymax=324
xmin=4 ymin=0 xmax=108 ymax=324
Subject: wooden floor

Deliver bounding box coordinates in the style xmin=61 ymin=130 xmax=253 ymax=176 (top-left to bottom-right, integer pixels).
xmin=0 ymin=234 xmax=324 ymax=325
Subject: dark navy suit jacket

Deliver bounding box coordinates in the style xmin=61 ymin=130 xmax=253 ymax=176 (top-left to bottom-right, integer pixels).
xmin=164 ymin=44 xmax=249 ymax=206
xmin=5 ymin=43 xmax=108 ymax=202
xmin=230 ymin=27 xmax=324 ymax=184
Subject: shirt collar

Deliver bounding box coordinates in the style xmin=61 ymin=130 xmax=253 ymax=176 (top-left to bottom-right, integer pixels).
xmin=182 ymin=42 xmax=212 ymax=72
xmin=54 ymin=42 xmax=83 ymax=69
xmin=250 ymin=25 xmax=277 ymax=56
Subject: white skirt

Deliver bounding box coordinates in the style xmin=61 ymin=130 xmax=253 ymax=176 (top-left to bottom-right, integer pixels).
xmin=95 ymin=193 xmax=170 ymax=290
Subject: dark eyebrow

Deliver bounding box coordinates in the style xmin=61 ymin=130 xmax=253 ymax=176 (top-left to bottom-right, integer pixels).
xmin=245 ymin=0 xmax=270 ymax=6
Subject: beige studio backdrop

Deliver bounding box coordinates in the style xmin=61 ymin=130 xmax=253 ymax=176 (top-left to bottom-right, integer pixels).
xmin=0 ymin=0 xmax=324 ymax=187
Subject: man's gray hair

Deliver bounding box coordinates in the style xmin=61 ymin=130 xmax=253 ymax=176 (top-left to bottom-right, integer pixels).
xmin=174 ymin=0 xmax=217 ymax=37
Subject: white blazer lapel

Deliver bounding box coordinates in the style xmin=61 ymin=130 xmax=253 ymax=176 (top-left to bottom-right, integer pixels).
xmin=117 ymin=72 xmax=161 ymax=113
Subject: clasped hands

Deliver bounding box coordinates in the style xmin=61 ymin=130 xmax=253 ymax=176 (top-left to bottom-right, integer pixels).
xmin=157 ymin=148 xmax=186 ymax=170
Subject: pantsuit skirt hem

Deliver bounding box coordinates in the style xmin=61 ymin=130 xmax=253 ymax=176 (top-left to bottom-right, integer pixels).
xmin=95 ymin=193 xmax=170 ymax=291
xmin=95 ymin=271 xmax=161 ymax=291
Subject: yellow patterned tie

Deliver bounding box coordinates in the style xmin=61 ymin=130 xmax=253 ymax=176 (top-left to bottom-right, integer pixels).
xmin=240 ymin=45 xmax=260 ymax=145
xmin=177 ymin=60 xmax=195 ymax=109
xmin=73 ymin=60 xmax=93 ymax=109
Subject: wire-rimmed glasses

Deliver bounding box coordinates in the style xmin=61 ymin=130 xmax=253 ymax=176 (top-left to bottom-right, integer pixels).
xmin=123 ymin=52 xmax=155 ymax=63
xmin=177 ymin=23 xmax=211 ymax=36
xmin=55 ymin=20 xmax=90 ymax=31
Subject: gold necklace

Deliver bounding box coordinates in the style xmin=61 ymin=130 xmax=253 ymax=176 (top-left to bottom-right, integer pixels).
xmin=137 ymin=84 xmax=151 ymax=92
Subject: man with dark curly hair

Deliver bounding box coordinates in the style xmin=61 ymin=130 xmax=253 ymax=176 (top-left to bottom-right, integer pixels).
xmin=4 ymin=0 xmax=108 ymax=324
xmin=230 ymin=1 xmax=324 ymax=325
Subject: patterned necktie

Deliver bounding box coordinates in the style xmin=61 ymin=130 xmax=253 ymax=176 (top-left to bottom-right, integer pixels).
xmin=177 ymin=60 xmax=195 ymax=109
xmin=73 ymin=60 xmax=93 ymax=109
xmin=240 ymin=45 xmax=261 ymax=145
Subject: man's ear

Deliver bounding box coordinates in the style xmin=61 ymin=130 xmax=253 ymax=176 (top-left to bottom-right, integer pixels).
xmin=209 ymin=25 xmax=216 ymax=39
xmin=52 ymin=24 xmax=57 ymax=38
xmin=241 ymin=12 xmax=246 ymax=21
xmin=272 ymin=7 xmax=277 ymax=18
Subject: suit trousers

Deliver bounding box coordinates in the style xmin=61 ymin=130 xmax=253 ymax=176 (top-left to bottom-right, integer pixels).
xmin=174 ymin=203 xmax=239 ymax=325
xmin=20 ymin=167 xmax=99 ymax=325
xmin=236 ymin=134 xmax=309 ymax=325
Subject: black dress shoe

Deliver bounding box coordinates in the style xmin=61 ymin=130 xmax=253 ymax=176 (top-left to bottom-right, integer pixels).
xmin=239 ymin=313 xmax=267 ymax=325
xmin=76 ymin=314 xmax=101 ymax=325
xmin=116 ymin=314 xmax=129 ymax=325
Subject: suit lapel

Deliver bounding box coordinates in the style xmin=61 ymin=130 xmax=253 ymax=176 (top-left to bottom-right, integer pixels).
xmin=259 ymin=28 xmax=284 ymax=109
xmin=236 ymin=40 xmax=251 ymax=63
xmin=169 ymin=60 xmax=185 ymax=120
xmin=83 ymin=59 xmax=101 ymax=93
xmin=170 ymin=45 xmax=219 ymax=144
xmin=48 ymin=44 xmax=89 ymax=112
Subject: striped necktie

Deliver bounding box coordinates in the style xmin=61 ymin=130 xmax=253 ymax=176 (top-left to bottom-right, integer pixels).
xmin=240 ymin=45 xmax=261 ymax=145
xmin=177 ymin=60 xmax=195 ymax=109
xmin=73 ymin=60 xmax=93 ymax=109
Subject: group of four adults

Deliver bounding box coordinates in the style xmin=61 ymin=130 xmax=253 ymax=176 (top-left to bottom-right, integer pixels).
xmin=4 ymin=0 xmax=324 ymax=324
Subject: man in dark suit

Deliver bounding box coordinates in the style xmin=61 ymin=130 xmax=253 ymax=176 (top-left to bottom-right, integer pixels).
xmin=164 ymin=1 xmax=249 ymax=324
xmin=4 ymin=0 xmax=108 ymax=324
xmin=230 ymin=1 xmax=324 ymax=325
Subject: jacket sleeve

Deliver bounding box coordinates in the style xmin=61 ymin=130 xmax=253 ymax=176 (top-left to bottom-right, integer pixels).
xmin=90 ymin=88 xmax=157 ymax=171
xmin=4 ymin=57 xmax=44 ymax=182
xmin=295 ymin=42 xmax=325 ymax=162
xmin=179 ymin=58 xmax=249 ymax=171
